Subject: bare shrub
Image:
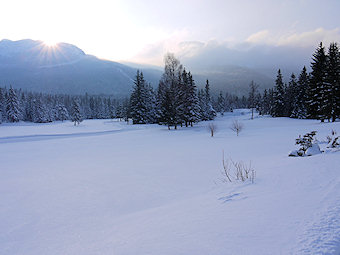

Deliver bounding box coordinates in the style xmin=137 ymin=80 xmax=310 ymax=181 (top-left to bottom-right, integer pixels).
xmin=222 ymin=152 xmax=232 ymax=182
xmin=327 ymin=130 xmax=339 ymax=148
xmin=221 ymin=152 xmax=256 ymax=184
xmin=208 ymin=123 xmax=217 ymax=137
xmin=230 ymin=120 xmax=243 ymax=136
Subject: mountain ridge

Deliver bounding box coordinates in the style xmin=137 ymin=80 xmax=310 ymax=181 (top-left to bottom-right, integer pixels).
xmin=0 ymin=39 xmax=274 ymax=96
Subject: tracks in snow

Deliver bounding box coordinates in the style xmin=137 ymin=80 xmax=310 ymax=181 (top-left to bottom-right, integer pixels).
xmin=0 ymin=128 xmax=136 ymax=144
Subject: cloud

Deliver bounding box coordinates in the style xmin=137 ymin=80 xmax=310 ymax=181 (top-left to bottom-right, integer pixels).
xmin=277 ymin=28 xmax=340 ymax=47
xmin=130 ymin=27 xmax=339 ymax=79
xmin=246 ymin=30 xmax=270 ymax=44
xmin=128 ymin=29 xmax=190 ymax=65
xmin=245 ymin=27 xmax=340 ymax=48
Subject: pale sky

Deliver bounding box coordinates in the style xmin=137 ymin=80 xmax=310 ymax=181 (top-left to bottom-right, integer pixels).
xmin=0 ymin=0 xmax=339 ymax=65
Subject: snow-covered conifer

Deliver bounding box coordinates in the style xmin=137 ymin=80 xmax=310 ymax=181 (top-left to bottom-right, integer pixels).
xmin=326 ymin=42 xmax=340 ymax=121
xmin=272 ymin=69 xmax=285 ymax=117
xmin=6 ymin=86 xmax=21 ymax=122
xmin=307 ymin=42 xmax=328 ymax=121
xmin=71 ymin=98 xmax=82 ymax=125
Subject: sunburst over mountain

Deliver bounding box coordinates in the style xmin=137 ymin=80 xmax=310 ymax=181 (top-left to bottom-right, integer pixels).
xmin=0 ymin=39 xmax=162 ymax=96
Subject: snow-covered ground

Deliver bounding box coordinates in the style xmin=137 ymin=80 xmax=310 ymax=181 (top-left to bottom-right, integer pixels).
xmin=1 ymin=110 xmax=340 ymax=255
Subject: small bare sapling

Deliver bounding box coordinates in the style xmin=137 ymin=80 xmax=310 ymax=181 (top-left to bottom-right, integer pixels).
xmin=230 ymin=120 xmax=243 ymax=136
xmin=208 ymin=123 xmax=217 ymax=137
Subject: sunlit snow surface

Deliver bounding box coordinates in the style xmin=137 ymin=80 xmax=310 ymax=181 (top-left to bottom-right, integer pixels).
xmin=1 ymin=110 xmax=340 ymax=255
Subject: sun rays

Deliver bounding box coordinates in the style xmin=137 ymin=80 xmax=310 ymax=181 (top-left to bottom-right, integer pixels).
xmin=43 ymin=39 xmax=59 ymax=48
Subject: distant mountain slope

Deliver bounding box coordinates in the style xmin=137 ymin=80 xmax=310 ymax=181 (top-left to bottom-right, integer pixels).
xmin=192 ymin=66 xmax=274 ymax=96
xmin=0 ymin=39 xmax=161 ymax=96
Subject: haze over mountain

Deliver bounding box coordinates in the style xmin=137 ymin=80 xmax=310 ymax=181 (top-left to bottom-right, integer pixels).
xmin=0 ymin=38 xmax=318 ymax=97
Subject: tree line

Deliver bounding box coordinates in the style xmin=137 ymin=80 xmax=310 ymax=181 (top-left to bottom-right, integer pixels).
xmin=0 ymin=53 xmax=249 ymax=127
xmin=258 ymin=42 xmax=340 ymax=122
xmin=0 ymin=88 xmax=130 ymax=125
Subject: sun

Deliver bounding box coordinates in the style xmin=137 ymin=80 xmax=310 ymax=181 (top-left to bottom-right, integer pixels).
xmin=43 ymin=39 xmax=59 ymax=47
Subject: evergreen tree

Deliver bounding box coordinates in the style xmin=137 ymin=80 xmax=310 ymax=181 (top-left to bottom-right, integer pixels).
xmin=157 ymin=80 xmax=174 ymax=128
xmin=6 ymin=86 xmax=21 ymax=122
xmin=261 ymin=89 xmax=270 ymax=115
xmin=182 ymin=71 xmax=200 ymax=126
xmin=57 ymin=103 xmax=69 ymax=121
xmin=71 ymin=98 xmax=82 ymax=125
xmin=255 ymin=92 xmax=262 ymax=115
xmin=116 ymin=103 xmax=123 ymax=121
xmin=108 ymin=99 xmax=116 ymax=119
xmin=291 ymin=67 xmax=309 ymax=118
xmin=0 ymin=87 xmax=5 ymax=123
xmin=145 ymin=84 xmax=157 ymax=123
xmin=217 ymin=91 xmax=225 ymax=115
xmin=130 ymin=70 xmax=149 ymax=124
xmin=201 ymin=80 xmax=216 ymax=120
xmin=268 ymin=88 xmax=275 ymax=116
xmin=326 ymin=42 xmax=340 ymax=121
xmin=122 ymin=97 xmax=131 ymax=123
xmin=272 ymin=69 xmax=285 ymax=117
xmin=248 ymin=81 xmax=259 ymax=119
xmin=285 ymin=73 xmax=297 ymax=117
xmin=307 ymin=42 xmax=328 ymax=121
xmin=32 ymin=96 xmax=49 ymax=123
xmin=157 ymin=53 xmax=183 ymax=129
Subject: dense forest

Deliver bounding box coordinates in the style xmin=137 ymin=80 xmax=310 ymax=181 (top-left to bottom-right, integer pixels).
xmin=0 ymin=42 xmax=339 ymax=127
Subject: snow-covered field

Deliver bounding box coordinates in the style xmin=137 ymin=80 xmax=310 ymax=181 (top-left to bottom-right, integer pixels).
xmin=1 ymin=110 xmax=340 ymax=255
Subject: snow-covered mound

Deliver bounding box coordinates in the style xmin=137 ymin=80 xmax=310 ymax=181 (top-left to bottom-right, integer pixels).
xmin=1 ymin=112 xmax=340 ymax=255
xmin=305 ymin=143 xmax=322 ymax=156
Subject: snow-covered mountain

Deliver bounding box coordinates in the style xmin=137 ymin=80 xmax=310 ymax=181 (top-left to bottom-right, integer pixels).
xmin=0 ymin=39 xmax=85 ymax=66
xmin=0 ymin=39 xmax=161 ymax=96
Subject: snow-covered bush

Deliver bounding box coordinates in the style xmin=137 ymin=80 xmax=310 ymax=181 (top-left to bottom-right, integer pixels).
xmin=289 ymin=131 xmax=321 ymax=157
xmin=221 ymin=154 xmax=255 ymax=183
xmin=305 ymin=143 xmax=322 ymax=156
xmin=327 ymin=130 xmax=339 ymax=148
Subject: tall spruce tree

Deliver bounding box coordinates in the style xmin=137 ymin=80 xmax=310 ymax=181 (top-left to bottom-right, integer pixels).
xmin=0 ymin=87 xmax=4 ymax=123
xmin=261 ymin=89 xmax=270 ymax=115
xmin=130 ymin=71 xmax=157 ymax=124
xmin=145 ymin=84 xmax=157 ymax=123
xmin=57 ymin=103 xmax=69 ymax=121
xmin=157 ymin=53 xmax=183 ymax=129
xmin=182 ymin=71 xmax=200 ymax=126
xmin=285 ymin=73 xmax=297 ymax=117
xmin=307 ymin=42 xmax=328 ymax=121
xmin=248 ymin=81 xmax=259 ymax=119
xmin=217 ymin=91 xmax=225 ymax=116
xmin=201 ymin=80 xmax=216 ymax=120
xmin=32 ymin=96 xmax=49 ymax=123
xmin=71 ymin=98 xmax=82 ymax=125
xmin=130 ymin=70 xmax=148 ymax=124
xmin=272 ymin=69 xmax=285 ymax=117
xmin=6 ymin=86 xmax=21 ymax=122
xmin=326 ymin=42 xmax=340 ymax=121
xmin=291 ymin=66 xmax=309 ymax=118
